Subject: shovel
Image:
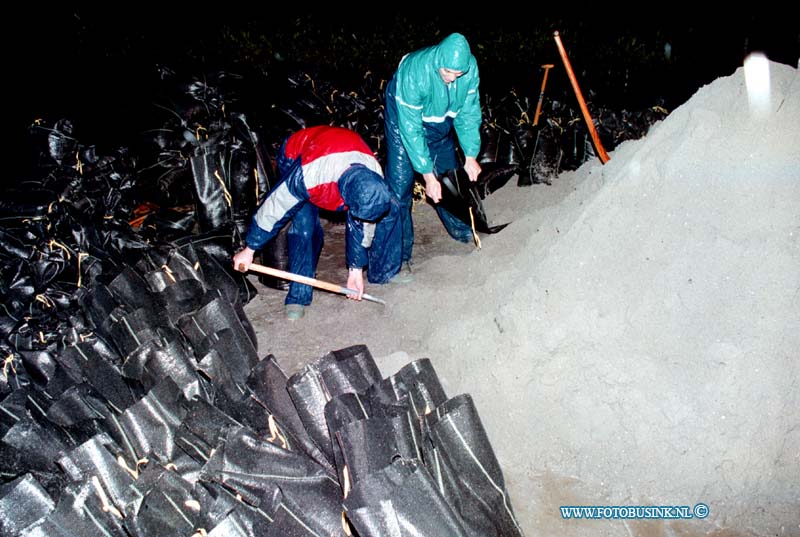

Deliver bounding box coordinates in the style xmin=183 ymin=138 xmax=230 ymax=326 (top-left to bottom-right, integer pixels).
xmin=533 ymin=63 xmax=554 ymax=127
xmin=240 ymin=262 xmax=387 ymax=305
xmin=553 ymin=31 xmax=610 ymax=164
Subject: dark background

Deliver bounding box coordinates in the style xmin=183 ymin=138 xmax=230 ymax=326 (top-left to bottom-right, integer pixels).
xmin=9 ymin=8 xmax=798 ymax=178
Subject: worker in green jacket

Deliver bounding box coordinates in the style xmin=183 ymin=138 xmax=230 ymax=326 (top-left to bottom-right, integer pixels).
xmin=384 ymin=32 xmax=482 ymax=280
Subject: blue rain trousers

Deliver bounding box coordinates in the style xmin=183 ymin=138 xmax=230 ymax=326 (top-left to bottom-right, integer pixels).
xmin=384 ymin=75 xmax=473 ymax=263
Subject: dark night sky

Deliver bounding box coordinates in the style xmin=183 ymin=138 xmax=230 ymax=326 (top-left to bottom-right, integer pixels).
xmin=8 ymin=8 xmax=798 ymax=176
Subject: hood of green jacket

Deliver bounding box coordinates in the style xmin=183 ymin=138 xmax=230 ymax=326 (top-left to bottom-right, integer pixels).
xmin=436 ymin=33 xmax=472 ymax=72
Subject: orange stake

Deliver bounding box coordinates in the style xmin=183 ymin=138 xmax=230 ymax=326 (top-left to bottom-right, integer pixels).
xmin=553 ymin=31 xmax=610 ymax=164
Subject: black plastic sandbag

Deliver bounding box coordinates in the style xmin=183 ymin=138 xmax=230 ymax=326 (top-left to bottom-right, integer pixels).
xmin=205 ymin=385 xmax=278 ymax=444
xmin=474 ymin=162 xmax=521 ymax=199
xmin=18 ymin=349 xmax=74 ymax=399
xmin=157 ymin=278 xmax=208 ymax=322
xmin=256 ymin=226 xmax=291 ymax=290
xmin=56 ymin=336 xmax=139 ymax=413
xmin=190 ymin=151 xmax=232 ymax=233
xmin=2 ymin=415 xmax=71 ymax=472
xmin=514 ymin=126 xmax=538 ymax=186
xmin=422 ymin=393 xmax=525 ymax=537
xmin=501 ymin=129 xmax=523 ymax=169
xmin=191 ymin=242 xmax=258 ymax=345
xmin=344 ymin=457 xmax=470 ymax=537
xmin=172 ymin=228 xmax=259 ymax=330
xmin=324 ymin=359 xmax=442 ymax=490
xmin=177 ymin=289 xmax=257 ymax=357
xmin=331 ymin=408 xmax=423 ymax=490
xmin=0 ymin=266 xmax=22 ymax=318
xmin=286 ymin=345 xmax=383 ymax=467
xmin=195 ymin=329 xmax=258 ymax=396
xmin=141 ymin=249 xmax=208 ymax=321
xmin=0 ymin=473 xmax=55 ymax=536
xmin=23 ymin=479 xmax=129 ymax=536
xmin=324 ymin=391 xmax=411 ymax=435
xmin=200 ymin=425 xmax=343 ymax=535
xmin=140 ymin=247 xmax=203 ymax=292
xmin=104 ymin=264 xmax=154 ymax=308
xmin=324 ymin=389 xmax=416 ymax=490
xmin=518 ymin=124 xmax=563 ymax=186
xmin=364 ymin=358 xmax=448 ymax=420
xmin=2 ymin=270 xmax=36 ymax=336
xmin=0 ymin=349 xmax=28 ymax=397
xmin=226 ymin=140 xmax=258 ymax=240
xmin=175 ymin=396 xmax=241 ymax=472
xmin=0 ymin=387 xmax=33 ymax=437
xmin=78 ymin=281 xmax=123 ymax=335
xmin=124 ymin=462 xmax=215 ymax=537
xmin=29 ymin=248 xmax=69 ymax=291
xmin=230 ymin=113 xmax=277 ymax=201
xmin=561 ymin=121 xmax=595 ymax=171
xmin=45 ymin=383 xmax=110 ymax=428
xmin=247 ymin=355 xmax=337 ymax=476
xmin=250 ymin=159 xmax=290 ymax=291
xmin=84 ymin=268 xmax=182 ymax=358
xmin=177 ymin=290 xmax=259 ymax=390
xmin=102 ymin=378 xmax=186 ymax=464
xmin=0 ymin=188 xmax=59 ymax=220
xmin=437 ymin=168 xmax=509 ymax=234
xmin=6 ymin=359 xmax=86 ymax=442
xmin=478 ymin=124 xmax=502 ymax=164
xmin=203 ymin=485 xmax=273 ymax=537
xmin=193 ymin=345 xmax=248 ymax=407
xmin=105 ymin=303 xmax=181 ymax=357
xmin=56 ymin=432 xmax=139 ymax=514
xmin=120 ymin=336 xmax=210 ymax=402
xmin=265 ymin=492 xmax=342 ymax=537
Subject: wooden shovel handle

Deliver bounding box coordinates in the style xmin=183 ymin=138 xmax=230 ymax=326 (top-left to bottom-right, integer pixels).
xmin=242 ymin=262 xmax=386 ymax=305
xmin=533 ymin=64 xmax=554 ymax=127
xmin=553 ymin=31 xmax=610 ymax=164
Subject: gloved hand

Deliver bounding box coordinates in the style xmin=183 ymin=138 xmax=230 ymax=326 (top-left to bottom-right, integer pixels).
xmin=346 ymin=267 xmax=365 ymax=300
xmin=233 ymin=247 xmax=255 ymax=272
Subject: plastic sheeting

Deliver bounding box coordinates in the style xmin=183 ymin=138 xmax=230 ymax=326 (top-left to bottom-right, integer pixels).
xmin=438 ymin=167 xmax=510 ymax=235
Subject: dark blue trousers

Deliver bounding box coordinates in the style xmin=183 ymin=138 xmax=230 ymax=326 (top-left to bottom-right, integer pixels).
xmin=384 ymin=76 xmax=473 ymax=263
xmin=285 ymin=201 xmax=324 ymax=306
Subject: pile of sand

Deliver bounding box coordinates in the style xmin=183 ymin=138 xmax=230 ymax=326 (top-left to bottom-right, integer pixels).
xmin=414 ymin=59 xmax=799 ymax=534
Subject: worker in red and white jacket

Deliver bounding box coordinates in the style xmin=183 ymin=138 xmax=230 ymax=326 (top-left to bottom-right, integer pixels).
xmin=233 ymin=126 xmax=402 ymax=320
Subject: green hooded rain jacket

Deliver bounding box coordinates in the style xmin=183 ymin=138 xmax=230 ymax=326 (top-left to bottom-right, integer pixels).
xmin=392 ymin=33 xmax=482 ymax=175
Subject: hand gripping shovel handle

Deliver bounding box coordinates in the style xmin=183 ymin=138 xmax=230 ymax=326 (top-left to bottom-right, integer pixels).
xmin=241 ymin=262 xmax=386 ymax=305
